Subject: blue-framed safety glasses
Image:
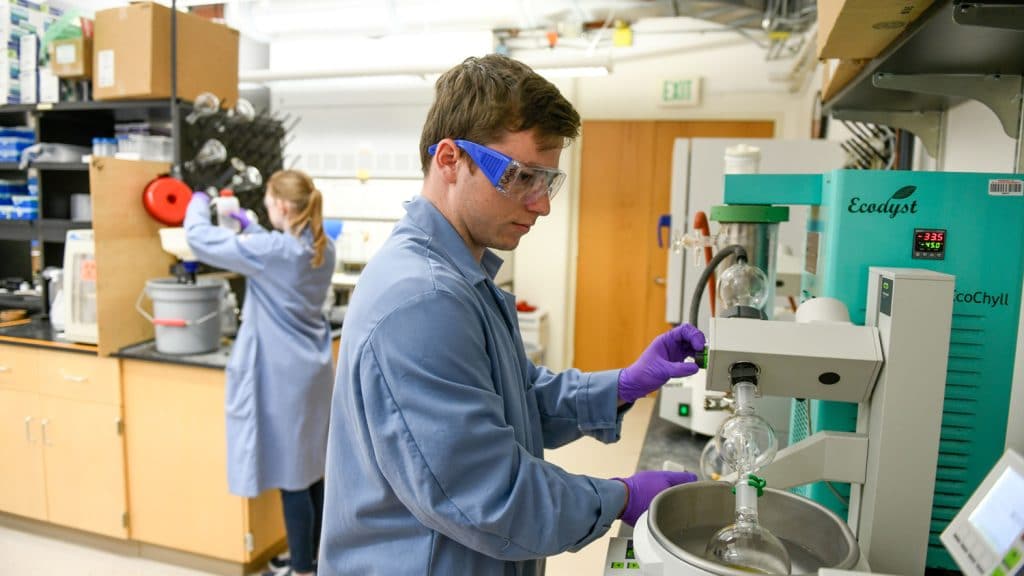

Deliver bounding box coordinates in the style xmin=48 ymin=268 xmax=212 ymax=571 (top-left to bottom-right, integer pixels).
xmin=427 ymin=139 xmax=567 ymax=204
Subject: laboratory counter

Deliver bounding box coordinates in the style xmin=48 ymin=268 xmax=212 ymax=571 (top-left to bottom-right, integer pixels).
xmin=616 ymin=397 xmax=708 ymax=540
xmin=0 ymin=315 xmax=342 ymax=368
xmin=0 ymin=320 xmax=342 ymax=575
xmin=0 ymin=317 xmax=100 ymax=354
xmin=115 ymin=325 xmax=342 ymax=370
xmin=634 ymin=399 xmax=707 ymax=475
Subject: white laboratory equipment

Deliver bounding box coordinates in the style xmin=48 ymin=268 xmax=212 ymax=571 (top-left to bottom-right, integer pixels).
xmin=62 ymin=229 xmax=97 ymax=344
xmin=606 ymin=267 xmax=956 ymax=575
xmin=660 ymin=138 xmax=845 ymax=440
xmin=940 ymin=449 xmax=1024 ymax=576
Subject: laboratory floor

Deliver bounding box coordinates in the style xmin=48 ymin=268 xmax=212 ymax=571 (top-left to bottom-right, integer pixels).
xmin=1 ymin=397 xmax=700 ymax=576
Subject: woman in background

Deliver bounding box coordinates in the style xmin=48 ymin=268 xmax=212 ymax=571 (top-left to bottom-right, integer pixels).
xmin=185 ymin=170 xmax=335 ymax=576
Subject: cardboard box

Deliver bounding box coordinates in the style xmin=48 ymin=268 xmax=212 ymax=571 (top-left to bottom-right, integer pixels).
xmin=817 ymin=0 xmax=934 ymax=60
xmin=50 ymin=37 xmax=92 ymax=79
xmin=821 ymin=58 xmax=867 ymax=102
xmin=93 ymin=2 xmax=238 ymax=103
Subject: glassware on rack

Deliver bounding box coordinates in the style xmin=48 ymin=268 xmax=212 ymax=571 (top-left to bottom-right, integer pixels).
xmin=186 ymin=92 xmax=221 ymax=124
xmin=183 ymin=139 xmax=227 ymax=172
xmin=231 ymin=165 xmax=263 ymax=191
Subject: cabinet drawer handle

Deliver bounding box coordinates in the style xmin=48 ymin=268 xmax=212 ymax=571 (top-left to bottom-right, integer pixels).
xmin=41 ymin=419 xmax=53 ymax=446
xmin=25 ymin=416 xmax=34 ymax=443
xmin=60 ymin=370 xmax=88 ymax=383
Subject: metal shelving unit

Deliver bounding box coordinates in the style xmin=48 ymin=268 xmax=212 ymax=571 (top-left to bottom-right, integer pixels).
xmin=822 ymin=0 xmax=1024 ymax=169
xmin=0 ymin=100 xmax=194 ymax=281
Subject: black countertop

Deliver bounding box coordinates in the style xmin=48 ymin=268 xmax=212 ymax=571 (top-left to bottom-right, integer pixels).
xmin=618 ymin=395 xmax=710 ymax=538
xmin=635 ymin=398 xmax=707 ymax=474
xmin=115 ymin=325 xmax=343 ymax=370
xmin=0 ymin=315 xmax=342 ymax=368
xmin=0 ymin=316 xmax=98 ymax=354
xmin=115 ymin=338 xmax=236 ymax=369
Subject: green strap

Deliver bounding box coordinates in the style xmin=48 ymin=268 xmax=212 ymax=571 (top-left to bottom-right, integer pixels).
xmin=748 ymin=474 xmax=767 ymax=497
xmin=730 ymin=474 xmax=767 ymax=497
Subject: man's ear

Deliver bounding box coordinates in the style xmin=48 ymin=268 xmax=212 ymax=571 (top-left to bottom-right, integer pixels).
xmin=433 ymin=139 xmax=460 ymax=185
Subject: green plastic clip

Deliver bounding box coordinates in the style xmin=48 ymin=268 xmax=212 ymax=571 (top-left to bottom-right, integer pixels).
xmin=695 ymin=348 xmax=708 ymax=369
xmin=748 ymin=474 xmax=766 ymax=497
xmin=730 ymin=474 xmax=767 ymax=497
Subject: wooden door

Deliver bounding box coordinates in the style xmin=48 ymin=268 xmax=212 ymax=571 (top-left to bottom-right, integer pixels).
xmin=123 ymin=360 xmax=247 ymax=562
xmin=42 ymin=396 xmax=128 ymax=538
xmin=0 ymin=389 xmax=47 ymax=520
xmin=575 ymin=121 xmax=774 ymax=371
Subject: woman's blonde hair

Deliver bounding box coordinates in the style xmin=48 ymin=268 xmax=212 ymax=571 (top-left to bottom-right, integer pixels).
xmin=266 ymin=169 xmax=327 ymax=268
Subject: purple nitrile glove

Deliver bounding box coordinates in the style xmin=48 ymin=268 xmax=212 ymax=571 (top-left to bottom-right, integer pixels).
xmin=228 ymin=209 xmax=251 ymax=230
xmin=614 ymin=470 xmax=699 ymax=526
xmin=618 ymin=323 xmax=705 ymax=403
xmin=191 ymin=189 xmax=212 ymax=206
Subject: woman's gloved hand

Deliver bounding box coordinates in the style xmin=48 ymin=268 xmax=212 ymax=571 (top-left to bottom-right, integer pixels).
xmin=191 ymin=189 xmax=213 ymax=206
xmin=618 ymin=323 xmax=705 ymax=403
xmin=228 ymin=209 xmax=252 ymax=230
xmin=614 ymin=470 xmax=699 ymax=526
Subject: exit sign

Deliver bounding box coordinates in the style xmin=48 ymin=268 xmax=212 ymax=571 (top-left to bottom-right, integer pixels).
xmin=660 ymin=77 xmax=701 ymax=107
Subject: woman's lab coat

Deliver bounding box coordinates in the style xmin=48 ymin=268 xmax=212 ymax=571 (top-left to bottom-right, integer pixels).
xmin=184 ymin=196 xmax=336 ymax=497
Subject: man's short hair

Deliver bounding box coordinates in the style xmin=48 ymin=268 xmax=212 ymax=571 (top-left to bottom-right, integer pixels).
xmin=419 ymin=54 xmax=581 ymax=175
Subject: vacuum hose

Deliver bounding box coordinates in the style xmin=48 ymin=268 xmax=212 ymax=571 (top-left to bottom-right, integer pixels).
xmin=688 ymin=244 xmax=749 ymax=327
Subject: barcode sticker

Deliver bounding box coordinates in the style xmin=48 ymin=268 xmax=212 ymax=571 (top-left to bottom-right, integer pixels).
xmin=98 ymin=50 xmax=115 ymax=88
xmin=988 ymin=179 xmax=1023 ymax=197
xmin=56 ymin=44 xmax=76 ymax=65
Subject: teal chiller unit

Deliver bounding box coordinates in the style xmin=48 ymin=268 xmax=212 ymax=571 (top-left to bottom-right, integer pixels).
xmin=724 ymin=169 xmax=1024 ymax=570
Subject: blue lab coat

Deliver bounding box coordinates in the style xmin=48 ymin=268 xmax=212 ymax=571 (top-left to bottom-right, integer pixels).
xmin=184 ymin=196 xmax=336 ymax=497
xmin=318 ymin=195 xmax=628 ymax=575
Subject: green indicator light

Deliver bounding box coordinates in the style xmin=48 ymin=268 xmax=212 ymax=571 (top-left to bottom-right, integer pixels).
xmin=1004 ymin=547 xmax=1022 ymax=568
xmin=678 ymin=403 xmax=690 ymax=417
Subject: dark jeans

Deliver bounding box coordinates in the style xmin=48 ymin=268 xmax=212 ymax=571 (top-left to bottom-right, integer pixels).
xmin=280 ymin=478 xmax=325 ymax=573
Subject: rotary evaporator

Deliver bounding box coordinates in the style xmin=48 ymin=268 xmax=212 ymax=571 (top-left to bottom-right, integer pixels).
xmin=603 ymin=169 xmax=1024 ymax=575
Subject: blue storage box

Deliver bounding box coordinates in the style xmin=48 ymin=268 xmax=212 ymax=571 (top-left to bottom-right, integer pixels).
xmin=11 ymin=194 xmax=36 ymax=208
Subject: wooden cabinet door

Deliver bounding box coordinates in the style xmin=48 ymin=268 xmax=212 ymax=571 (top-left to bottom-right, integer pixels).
xmin=123 ymin=360 xmax=247 ymax=562
xmin=575 ymin=120 xmax=775 ymax=372
xmin=0 ymin=389 xmax=47 ymax=520
xmin=245 ymin=489 xmax=287 ymax=562
xmin=0 ymin=344 xmax=40 ymax=393
xmin=41 ymin=396 xmax=128 ymax=539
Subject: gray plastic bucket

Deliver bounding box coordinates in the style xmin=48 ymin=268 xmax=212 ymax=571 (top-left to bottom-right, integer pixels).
xmin=140 ymin=278 xmax=222 ymax=355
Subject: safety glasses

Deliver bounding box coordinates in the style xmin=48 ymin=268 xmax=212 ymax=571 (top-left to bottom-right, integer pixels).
xmin=428 ymin=139 xmax=566 ymax=204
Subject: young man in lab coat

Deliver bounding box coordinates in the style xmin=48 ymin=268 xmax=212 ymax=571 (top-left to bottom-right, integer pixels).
xmin=319 ymin=54 xmax=705 ymax=575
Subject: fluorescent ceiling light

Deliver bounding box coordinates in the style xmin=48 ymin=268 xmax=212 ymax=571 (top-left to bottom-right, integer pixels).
xmin=535 ymin=65 xmax=609 ymax=78
xmin=239 ymin=59 xmax=611 ymax=87
xmin=253 ymin=75 xmax=431 ymax=91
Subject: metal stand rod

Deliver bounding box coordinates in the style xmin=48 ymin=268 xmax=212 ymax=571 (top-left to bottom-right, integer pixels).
xmin=1015 ymin=90 xmax=1024 ymax=173
xmin=170 ymin=0 xmax=181 ymax=175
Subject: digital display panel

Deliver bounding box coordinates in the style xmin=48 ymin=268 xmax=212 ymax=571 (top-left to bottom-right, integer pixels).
xmin=913 ymin=228 xmax=947 ymax=260
xmin=967 ymin=467 xmax=1024 ymax=554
